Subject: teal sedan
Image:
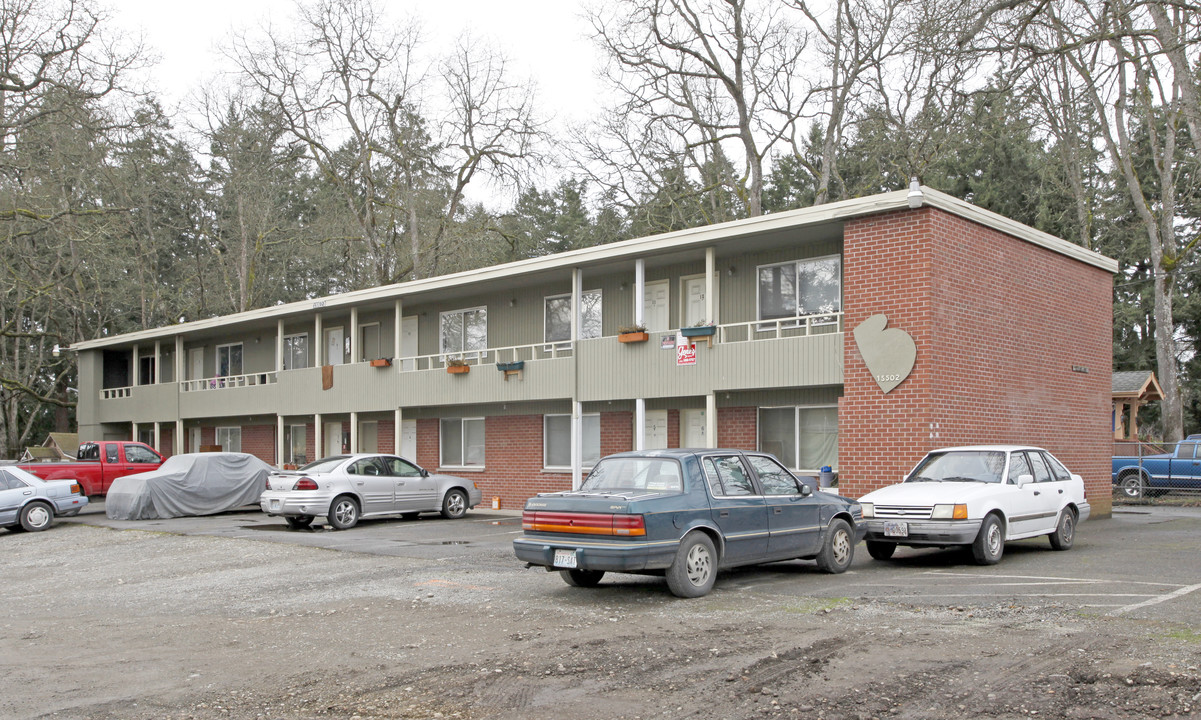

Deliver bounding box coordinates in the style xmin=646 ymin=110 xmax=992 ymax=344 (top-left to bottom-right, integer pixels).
xmin=513 ymin=449 xmax=864 ymax=598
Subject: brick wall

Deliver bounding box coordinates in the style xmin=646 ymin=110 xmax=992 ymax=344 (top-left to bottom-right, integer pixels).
xmin=717 ymin=407 xmax=757 ymax=449
xmin=242 ymin=424 xmax=276 ymax=464
xmin=839 ymin=208 xmax=1113 ymax=516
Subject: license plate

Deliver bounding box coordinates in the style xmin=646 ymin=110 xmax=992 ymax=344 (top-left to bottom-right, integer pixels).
xmin=883 ymin=521 xmax=909 ymax=538
xmin=270 ymin=500 xmax=280 ymax=512
xmin=553 ymin=549 xmax=577 ymax=569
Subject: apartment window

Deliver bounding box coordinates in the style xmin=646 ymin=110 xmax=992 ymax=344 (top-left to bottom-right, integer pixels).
xmin=544 ymin=414 xmax=600 ymax=469
xmin=758 ymin=255 xmax=841 ymax=325
xmin=545 ymin=290 xmax=602 ymax=345
xmin=216 ymin=343 xmax=243 ymax=377
xmin=440 ymin=418 xmax=485 ymax=468
xmin=285 ymin=424 xmax=307 ymax=465
xmin=216 ymin=426 xmax=242 ymax=453
xmin=283 ymin=334 xmax=309 ymax=370
xmin=758 ymin=406 xmax=838 ymax=472
xmin=440 ymin=307 xmax=487 ymax=357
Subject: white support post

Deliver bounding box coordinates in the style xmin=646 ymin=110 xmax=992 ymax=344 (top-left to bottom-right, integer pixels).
xmin=277 ymin=416 xmax=285 ymax=466
xmin=154 ymin=341 xmax=161 ymax=384
xmin=571 ymin=268 xmax=581 ymax=343
xmin=175 ymin=336 xmax=184 ymax=386
xmin=350 ymin=307 xmax=359 ymax=363
xmin=277 ymin=319 xmax=285 ymax=372
xmin=350 ymin=411 xmax=359 ymax=452
xmin=571 ymin=400 xmax=583 ymax=490
xmin=132 ymin=345 xmax=140 ymax=387
xmin=635 ymin=398 xmax=646 ymax=452
xmin=706 ymin=393 xmax=717 ymax=449
xmin=131 ymin=421 xmax=138 ymax=443
xmin=153 ymin=422 xmax=160 ymax=452
xmin=634 ymin=259 xmax=645 ymax=327
xmin=315 ymin=314 xmax=323 ymax=366
xmin=705 ymin=246 xmax=716 ymax=325
xmin=394 ymin=300 xmax=403 ymax=361
xmin=314 ymin=413 xmax=322 ymax=459
xmin=175 ymin=419 xmax=183 ymax=455
xmin=394 ymin=408 xmax=402 ymax=454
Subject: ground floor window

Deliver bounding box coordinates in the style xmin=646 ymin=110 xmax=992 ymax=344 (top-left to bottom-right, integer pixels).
xmin=544 ymin=414 xmax=600 ymax=469
xmin=758 ymin=406 xmax=838 ymax=471
xmin=441 ymin=418 xmax=485 ymax=468
xmin=216 ymin=426 xmax=242 ymax=453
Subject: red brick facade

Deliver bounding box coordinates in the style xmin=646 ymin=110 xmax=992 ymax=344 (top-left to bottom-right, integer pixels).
xmin=839 ymin=209 xmax=1113 ymax=515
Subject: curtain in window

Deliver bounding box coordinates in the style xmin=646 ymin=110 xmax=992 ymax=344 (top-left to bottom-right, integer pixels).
xmin=797 ymin=407 xmax=838 ymax=470
xmin=758 ymin=408 xmax=796 ymax=468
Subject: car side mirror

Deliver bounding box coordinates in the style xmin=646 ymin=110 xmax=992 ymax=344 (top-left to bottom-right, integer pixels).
xmin=1017 ymin=474 xmax=1034 ymax=487
xmin=799 ymin=483 xmax=813 ymax=497
xmin=421 ymin=468 xmax=429 ymax=478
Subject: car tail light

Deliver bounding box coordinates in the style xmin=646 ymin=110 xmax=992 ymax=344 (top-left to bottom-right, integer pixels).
xmin=294 ymin=477 xmax=319 ymax=490
xmin=611 ymin=515 xmax=646 ymax=536
xmin=523 ymin=511 xmax=645 ymax=537
xmin=70 ymin=482 xmax=82 ymax=495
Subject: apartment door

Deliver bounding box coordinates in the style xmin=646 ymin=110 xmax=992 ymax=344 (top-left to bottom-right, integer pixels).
xmin=682 ymin=276 xmax=711 ymax=327
xmin=643 ymin=280 xmax=669 ymax=332
xmin=188 ymin=427 xmax=201 ymax=453
xmin=400 ymin=316 xmax=418 ymax=371
xmin=400 ymin=419 xmax=417 ymax=459
xmin=643 ymin=409 xmax=668 ymax=450
xmin=324 ymin=421 xmax=343 ymax=456
xmin=358 ymin=420 xmax=379 ymax=453
xmin=681 ymin=409 xmax=707 ymax=449
xmin=188 ymin=348 xmax=204 ymax=381
xmin=324 ymin=327 xmax=344 ymax=366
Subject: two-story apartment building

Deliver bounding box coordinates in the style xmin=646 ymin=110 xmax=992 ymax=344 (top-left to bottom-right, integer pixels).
xmin=73 ymin=185 xmax=1119 ymax=515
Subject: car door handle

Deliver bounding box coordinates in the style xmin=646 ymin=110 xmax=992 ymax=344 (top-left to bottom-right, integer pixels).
xmin=1032 ymin=490 xmax=1041 ymax=496
xmin=719 ymin=510 xmax=729 ymax=518
xmin=773 ymin=507 xmax=782 ymax=514
xmin=1058 ymin=489 xmax=1064 ymax=494
xmin=355 ymin=481 xmax=364 ymax=486
xmin=23 ymin=491 xmax=32 ymax=496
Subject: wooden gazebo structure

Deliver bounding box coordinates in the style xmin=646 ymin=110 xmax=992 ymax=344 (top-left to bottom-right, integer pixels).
xmin=1112 ymin=371 xmax=1164 ymax=440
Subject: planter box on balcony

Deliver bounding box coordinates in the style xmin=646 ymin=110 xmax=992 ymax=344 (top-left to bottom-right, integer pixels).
xmin=496 ymin=361 xmax=524 ymax=372
xmin=618 ymin=331 xmax=649 ymax=344
xmin=369 ymin=358 xmax=392 ymax=367
xmin=679 ymin=325 xmax=716 ymax=338
xmin=447 ymin=364 xmax=470 ymax=375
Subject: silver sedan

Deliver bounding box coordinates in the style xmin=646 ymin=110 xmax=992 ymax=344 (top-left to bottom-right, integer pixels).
xmin=260 ymin=454 xmax=483 ymax=530
xmin=1 ymin=465 xmax=89 ymax=532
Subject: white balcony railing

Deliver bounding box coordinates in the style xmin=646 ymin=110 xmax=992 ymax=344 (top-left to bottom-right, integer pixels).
xmin=100 ymin=386 xmax=133 ymax=400
xmin=716 ymin=312 xmax=844 ymax=343
xmin=180 ymin=371 xmax=279 ymax=393
xmin=398 ymin=341 xmax=575 ymax=372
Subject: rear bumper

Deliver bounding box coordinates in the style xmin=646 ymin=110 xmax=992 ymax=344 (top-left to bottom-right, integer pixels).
xmin=52 ymin=494 xmax=89 ymax=515
xmin=260 ymin=491 xmax=334 ymax=517
xmin=1077 ymin=502 xmax=1091 ymax=523
xmin=863 ymin=518 xmax=982 ymax=546
xmin=513 ymin=535 xmax=679 ymax=573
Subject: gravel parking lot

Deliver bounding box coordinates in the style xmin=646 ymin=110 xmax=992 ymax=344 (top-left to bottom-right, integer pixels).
xmin=3 ymin=503 xmax=1200 ymax=719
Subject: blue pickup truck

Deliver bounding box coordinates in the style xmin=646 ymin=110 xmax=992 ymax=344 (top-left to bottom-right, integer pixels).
xmin=1113 ymin=435 xmax=1201 ymax=498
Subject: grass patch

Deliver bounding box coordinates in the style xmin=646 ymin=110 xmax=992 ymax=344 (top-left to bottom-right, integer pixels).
xmin=1162 ymin=629 xmax=1201 ymax=643
xmin=782 ymin=597 xmax=851 ymax=614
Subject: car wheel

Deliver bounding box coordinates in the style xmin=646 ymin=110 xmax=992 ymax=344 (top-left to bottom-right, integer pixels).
xmin=20 ymin=502 xmax=53 ymax=532
xmin=971 ymin=514 xmax=1004 ymax=565
xmin=1118 ymin=474 xmax=1144 ymax=499
xmin=816 ymin=518 xmax=854 ymax=573
xmin=665 ymin=532 xmax=717 ymax=598
xmin=440 ymin=489 xmax=468 ymax=519
xmin=285 ymin=515 xmax=314 ymax=530
xmin=327 ymin=496 xmax=360 ymax=530
xmin=1048 ymin=508 xmax=1076 ymax=551
xmin=866 ymin=540 xmax=897 ymax=561
xmin=560 ymin=569 xmax=605 ymax=588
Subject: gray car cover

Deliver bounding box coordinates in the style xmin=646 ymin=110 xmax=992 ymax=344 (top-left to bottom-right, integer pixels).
xmin=105 ymin=453 xmax=271 ymax=520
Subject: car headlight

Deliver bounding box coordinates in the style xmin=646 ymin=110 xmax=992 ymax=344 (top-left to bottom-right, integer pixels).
xmin=860 ymin=502 xmax=874 ymax=519
xmin=931 ymin=504 xmax=968 ymax=520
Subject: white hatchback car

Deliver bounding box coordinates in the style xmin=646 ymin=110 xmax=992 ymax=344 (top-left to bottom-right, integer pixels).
xmin=858 ymin=446 xmax=1090 ymax=565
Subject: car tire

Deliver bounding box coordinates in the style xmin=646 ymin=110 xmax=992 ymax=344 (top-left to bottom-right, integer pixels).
xmin=815 ymin=518 xmax=854 ymax=573
xmin=20 ymin=502 xmax=53 ymax=532
xmin=971 ymin=514 xmax=1004 ymax=565
xmin=1118 ymin=474 xmax=1144 ymax=499
xmin=560 ymin=569 xmax=605 ymax=588
xmin=440 ymin=489 xmax=468 ymax=519
xmin=285 ymin=515 xmax=314 ymax=530
xmin=866 ymin=540 xmax=897 ymax=561
xmin=327 ymin=496 xmax=360 ymax=530
xmin=1048 ymin=508 xmax=1076 ymax=551
xmin=665 ymin=532 xmax=717 ymax=598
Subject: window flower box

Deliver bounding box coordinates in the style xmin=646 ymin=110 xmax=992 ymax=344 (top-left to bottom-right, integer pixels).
xmin=369 ymin=358 xmax=392 ymax=367
xmin=679 ymin=324 xmax=716 ymax=338
xmin=618 ymin=325 xmax=649 ymax=343
xmin=496 ymin=361 xmax=525 ymax=372
xmin=447 ymin=359 xmax=470 ymax=375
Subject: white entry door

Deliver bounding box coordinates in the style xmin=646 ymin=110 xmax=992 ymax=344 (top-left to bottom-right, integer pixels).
xmin=400 ymin=316 xmax=418 ymax=371
xmin=188 ymin=427 xmax=201 ymax=453
xmin=325 ymin=327 xmax=344 ymax=366
xmin=358 ymin=421 xmax=379 ymax=453
xmin=188 ymin=348 xmax=204 ymax=381
xmin=681 ymin=409 xmax=707 ymax=449
xmin=644 ymin=410 xmax=668 ymax=450
xmin=400 ymin=419 xmax=417 ymax=459
xmin=643 ymin=280 xmax=669 ymax=333
xmin=682 ymin=276 xmax=711 ymax=327
xmin=324 ymin=421 xmax=343 ymax=456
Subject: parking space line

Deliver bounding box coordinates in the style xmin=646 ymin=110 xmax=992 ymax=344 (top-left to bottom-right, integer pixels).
xmin=1111 ymin=582 xmax=1201 ymax=616
xmin=922 ymin=572 xmax=1179 ymax=587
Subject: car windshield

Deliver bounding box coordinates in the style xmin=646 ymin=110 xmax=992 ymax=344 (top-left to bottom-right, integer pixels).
xmin=300 ymin=456 xmax=350 ymax=473
xmin=906 ymin=451 xmax=1006 ymax=484
xmin=581 ymin=457 xmax=684 ymax=494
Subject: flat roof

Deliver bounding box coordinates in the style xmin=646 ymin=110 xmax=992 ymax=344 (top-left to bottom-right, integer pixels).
xmin=73 ymin=186 xmax=1118 ymax=351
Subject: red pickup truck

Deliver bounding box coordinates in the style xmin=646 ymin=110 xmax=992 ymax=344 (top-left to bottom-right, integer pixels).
xmin=17 ymin=441 xmax=165 ymax=496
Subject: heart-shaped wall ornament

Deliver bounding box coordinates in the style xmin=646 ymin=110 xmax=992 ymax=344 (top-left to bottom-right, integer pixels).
xmin=853 ymin=314 xmax=916 ymax=394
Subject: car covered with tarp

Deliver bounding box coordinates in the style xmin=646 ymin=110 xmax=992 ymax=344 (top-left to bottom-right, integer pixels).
xmin=105 ymin=452 xmax=271 ymax=520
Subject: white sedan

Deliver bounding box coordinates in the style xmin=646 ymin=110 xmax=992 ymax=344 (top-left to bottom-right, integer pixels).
xmin=858 ymin=446 xmax=1090 ymax=565
xmin=260 ymin=454 xmax=483 ymax=530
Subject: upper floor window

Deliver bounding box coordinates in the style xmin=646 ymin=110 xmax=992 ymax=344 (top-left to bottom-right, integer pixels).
xmin=758 ymin=255 xmax=841 ymax=324
xmin=216 ymin=343 xmax=243 ymax=377
xmin=284 ymin=333 xmax=309 ymax=370
xmin=440 ymin=307 xmax=487 ymax=357
xmin=545 ymin=290 xmax=602 ymax=345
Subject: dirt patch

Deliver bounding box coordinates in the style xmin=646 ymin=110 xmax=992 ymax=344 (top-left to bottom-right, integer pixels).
xmin=3 ymin=525 xmax=1199 ymax=719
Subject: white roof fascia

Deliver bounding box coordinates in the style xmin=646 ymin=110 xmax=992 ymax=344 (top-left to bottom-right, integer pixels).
xmin=71 ymin=187 xmax=1116 ymax=351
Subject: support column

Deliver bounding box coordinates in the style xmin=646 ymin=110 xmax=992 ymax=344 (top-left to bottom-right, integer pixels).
xmin=154 ymin=341 xmax=161 ymax=384
xmin=131 ymin=421 xmax=138 ymax=443
xmin=350 ymin=411 xmax=359 ymax=452
xmin=314 ymin=413 xmax=322 ymax=459
xmin=277 ymin=416 xmax=285 ymax=466
xmin=705 ymin=246 xmax=716 ymax=325
xmin=277 ymin=319 xmax=285 ymax=372
xmin=635 ymin=398 xmax=646 ymax=452
xmin=315 ymin=314 xmax=323 ymax=366
xmin=394 ymin=408 xmax=403 ymax=455
xmin=571 ymin=268 xmax=581 ymax=342
xmin=175 ymin=336 xmax=184 ymax=386
xmin=175 ymin=419 xmax=183 ymax=456
xmin=153 ymin=422 xmax=160 ymax=452
xmin=571 ymin=400 xmax=583 ymax=490
xmin=634 ymin=259 xmax=645 ymax=327
xmin=350 ymin=307 xmax=359 ymax=364
xmin=706 ymin=393 xmax=717 ymax=449
xmin=132 ymin=346 xmax=140 ymax=387
xmin=571 ymin=267 xmax=583 ymax=489
xmin=394 ymin=300 xmax=403 ymax=361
